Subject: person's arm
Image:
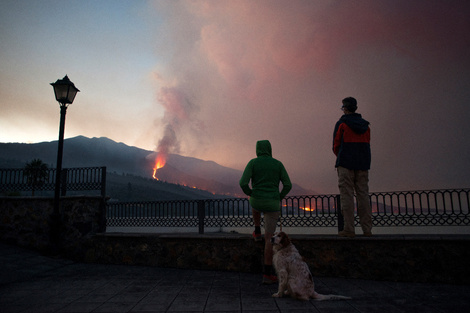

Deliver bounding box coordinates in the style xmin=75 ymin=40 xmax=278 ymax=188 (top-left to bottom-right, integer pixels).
xmin=279 ymin=164 xmax=292 ymax=199
xmin=239 ymin=161 xmax=253 ymax=196
xmin=333 ymin=123 xmax=344 ymax=156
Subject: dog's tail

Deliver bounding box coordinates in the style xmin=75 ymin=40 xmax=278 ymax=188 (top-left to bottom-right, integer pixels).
xmin=312 ymin=292 xmax=351 ymax=301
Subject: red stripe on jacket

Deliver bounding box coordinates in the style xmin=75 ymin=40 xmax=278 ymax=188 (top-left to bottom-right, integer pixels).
xmin=333 ymin=123 xmax=370 ymax=156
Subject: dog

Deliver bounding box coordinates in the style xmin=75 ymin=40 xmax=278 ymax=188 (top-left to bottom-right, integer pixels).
xmin=271 ymin=232 xmax=351 ymax=301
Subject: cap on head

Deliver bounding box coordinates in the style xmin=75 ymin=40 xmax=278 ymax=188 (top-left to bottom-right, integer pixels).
xmin=342 ymin=97 xmax=357 ymax=113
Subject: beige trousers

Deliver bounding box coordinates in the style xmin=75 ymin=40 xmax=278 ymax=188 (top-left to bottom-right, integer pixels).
xmin=337 ymin=166 xmax=372 ymax=234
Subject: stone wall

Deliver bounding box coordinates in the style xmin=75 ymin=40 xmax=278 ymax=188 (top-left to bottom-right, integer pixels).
xmin=0 ymin=196 xmax=105 ymax=254
xmin=78 ymin=233 xmax=470 ymax=284
xmin=1 ymin=197 xmax=469 ymax=284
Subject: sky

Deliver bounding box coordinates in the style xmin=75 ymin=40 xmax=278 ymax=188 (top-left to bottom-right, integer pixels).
xmin=1 ymin=0 xmax=470 ymax=194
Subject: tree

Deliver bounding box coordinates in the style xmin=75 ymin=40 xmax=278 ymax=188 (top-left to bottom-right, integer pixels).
xmin=24 ymin=159 xmax=49 ymax=196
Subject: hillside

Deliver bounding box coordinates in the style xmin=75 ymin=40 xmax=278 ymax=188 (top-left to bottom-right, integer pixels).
xmin=0 ymin=136 xmax=313 ymax=200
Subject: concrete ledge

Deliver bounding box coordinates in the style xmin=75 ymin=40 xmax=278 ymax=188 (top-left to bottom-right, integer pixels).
xmin=75 ymin=232 xmax=470 ymax=284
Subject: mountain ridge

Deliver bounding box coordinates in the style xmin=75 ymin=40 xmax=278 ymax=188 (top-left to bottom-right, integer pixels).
xmin=0 ymin=136 xmax=314 ymax=198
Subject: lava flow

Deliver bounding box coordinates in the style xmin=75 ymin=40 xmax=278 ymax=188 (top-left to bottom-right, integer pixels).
xmin=152 ymin=153 xmax=167 ymax=179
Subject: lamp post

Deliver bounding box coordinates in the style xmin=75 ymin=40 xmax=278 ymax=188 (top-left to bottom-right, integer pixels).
xmin=50 ymin=75 xmax=79 ymax=248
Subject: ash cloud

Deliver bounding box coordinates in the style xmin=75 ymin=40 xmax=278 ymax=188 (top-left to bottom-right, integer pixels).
xmin=151 ymin=0 xmax=470 ymax=193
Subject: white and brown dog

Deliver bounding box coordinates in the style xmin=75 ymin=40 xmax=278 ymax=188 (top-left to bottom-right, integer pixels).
xmin=271 ymin=232 xmax=351 ymax=301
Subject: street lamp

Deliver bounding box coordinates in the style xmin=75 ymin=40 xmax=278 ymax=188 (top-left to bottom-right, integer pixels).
xmin=50 ymin=75 xmax=80 ymax=248
xmin=51 ymin=75 xmax=80 ymax=105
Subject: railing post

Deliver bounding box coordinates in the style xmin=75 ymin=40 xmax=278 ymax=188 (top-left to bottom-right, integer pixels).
xmin=99 ymin=167 xmax=107 ymax=232
xmin=98 ymin=197 xmax=107 ymax=233
xmin=197 ymin=200 xmax=205 ymax=234
xmin=336 ymin=194 xmax=344 ymax=232
xmin=100 ymin=167 xmax=107 ymax=198
xmin=60 ymin=168 xmax=68 ymax=196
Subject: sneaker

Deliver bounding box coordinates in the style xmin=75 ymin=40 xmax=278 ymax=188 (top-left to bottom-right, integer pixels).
xmin=262 ymin=274 xmax=278 ymax=285
xmin=338 ymin=230 xmax=356 ymax=238
xmin=252 ymin=231 xmax=263 ymax=242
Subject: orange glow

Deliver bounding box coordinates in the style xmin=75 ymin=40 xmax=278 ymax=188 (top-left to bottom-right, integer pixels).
xmin=152 ymin=153 xmax=167 ymax=179
xmin=300 ymin=206 xmax=315 ymax=212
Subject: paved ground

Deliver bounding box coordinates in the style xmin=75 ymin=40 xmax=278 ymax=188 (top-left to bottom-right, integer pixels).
xmin=1 ymin=243 xmax=469 ymax=313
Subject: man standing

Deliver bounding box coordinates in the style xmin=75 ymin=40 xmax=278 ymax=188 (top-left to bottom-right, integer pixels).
xmin=333 ymin=97 xmax=372 ymax=237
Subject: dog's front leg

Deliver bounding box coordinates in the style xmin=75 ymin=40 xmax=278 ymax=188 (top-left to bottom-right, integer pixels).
xmin=272 ymin=270 xmax=288 ymax=298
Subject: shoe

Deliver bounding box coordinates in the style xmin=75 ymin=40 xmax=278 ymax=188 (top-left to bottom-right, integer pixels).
xmin=363 ymin=232 xmax=372 ymax=237
xmin=262 ymin=274 xmax=278 ymax=285
xmin=338 ymin=231 xmax=356 ymax=238
xmin=252 ymin=231 xmax=263 ymax=242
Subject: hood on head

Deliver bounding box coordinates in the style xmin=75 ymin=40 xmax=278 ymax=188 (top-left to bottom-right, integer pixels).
xmin=256 ymin=140 xmax=272 ymax=157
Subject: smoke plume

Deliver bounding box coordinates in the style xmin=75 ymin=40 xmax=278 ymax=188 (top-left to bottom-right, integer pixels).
xmin=151 ymin=0 xmax=470 ymax=193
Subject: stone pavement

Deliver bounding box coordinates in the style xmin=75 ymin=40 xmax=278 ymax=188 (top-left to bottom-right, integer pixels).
xmin=1 ymin=243 xmax=469 ymax=313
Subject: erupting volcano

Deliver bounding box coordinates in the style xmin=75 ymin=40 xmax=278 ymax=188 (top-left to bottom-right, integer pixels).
xmin=152 ymin=152 xmax=167 ymax=180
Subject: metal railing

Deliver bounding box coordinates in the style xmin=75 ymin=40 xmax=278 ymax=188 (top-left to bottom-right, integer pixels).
xmin=0 ymin=167 xmax=106 ymax=197
xmin=106 ymin=188 xmax=470 ymax=233
xmin=370 ymin=189 xmax=470 ymax=226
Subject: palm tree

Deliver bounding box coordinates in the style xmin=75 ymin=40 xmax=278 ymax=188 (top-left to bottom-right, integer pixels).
xmin=24 ymin=159 xmax=49 ymax=196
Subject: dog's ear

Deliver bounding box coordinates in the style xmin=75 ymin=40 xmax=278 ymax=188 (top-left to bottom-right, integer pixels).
xmin=280 ymin=232 xmax=290 ymax=247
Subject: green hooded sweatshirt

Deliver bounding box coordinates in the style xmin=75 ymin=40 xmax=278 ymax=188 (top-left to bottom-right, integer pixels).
xmin=239 ymin=140 xmax=292 ymax=212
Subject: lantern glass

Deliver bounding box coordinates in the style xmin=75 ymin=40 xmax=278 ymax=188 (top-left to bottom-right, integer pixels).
xmin=51 ymin=75 xmax=80 ymax=105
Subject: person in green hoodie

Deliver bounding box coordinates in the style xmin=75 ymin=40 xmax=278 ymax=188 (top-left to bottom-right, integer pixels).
xmin=239 ymin=140 xmax=292 ymax=284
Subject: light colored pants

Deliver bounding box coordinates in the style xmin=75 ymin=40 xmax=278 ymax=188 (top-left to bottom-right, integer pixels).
xmin=253 ymin=209 xmax=280 ymax=234
xmin=263 ymin=211 xmax=280 ymax=234
xmin=337 ymin=166 xmax=372 ymax=234
xmin=250 ymin=197 xmax=280 ymax=234
xmin=252 ymin=209 xmax=280 ymax=266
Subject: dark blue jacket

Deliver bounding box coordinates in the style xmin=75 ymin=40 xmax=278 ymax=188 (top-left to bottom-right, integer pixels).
xmin=333 ymin=113 xmax=371 ymax=170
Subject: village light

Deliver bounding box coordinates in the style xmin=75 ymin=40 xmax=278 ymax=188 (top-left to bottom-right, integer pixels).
xmin=50 ymin=75 xmax=80 ymax=248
